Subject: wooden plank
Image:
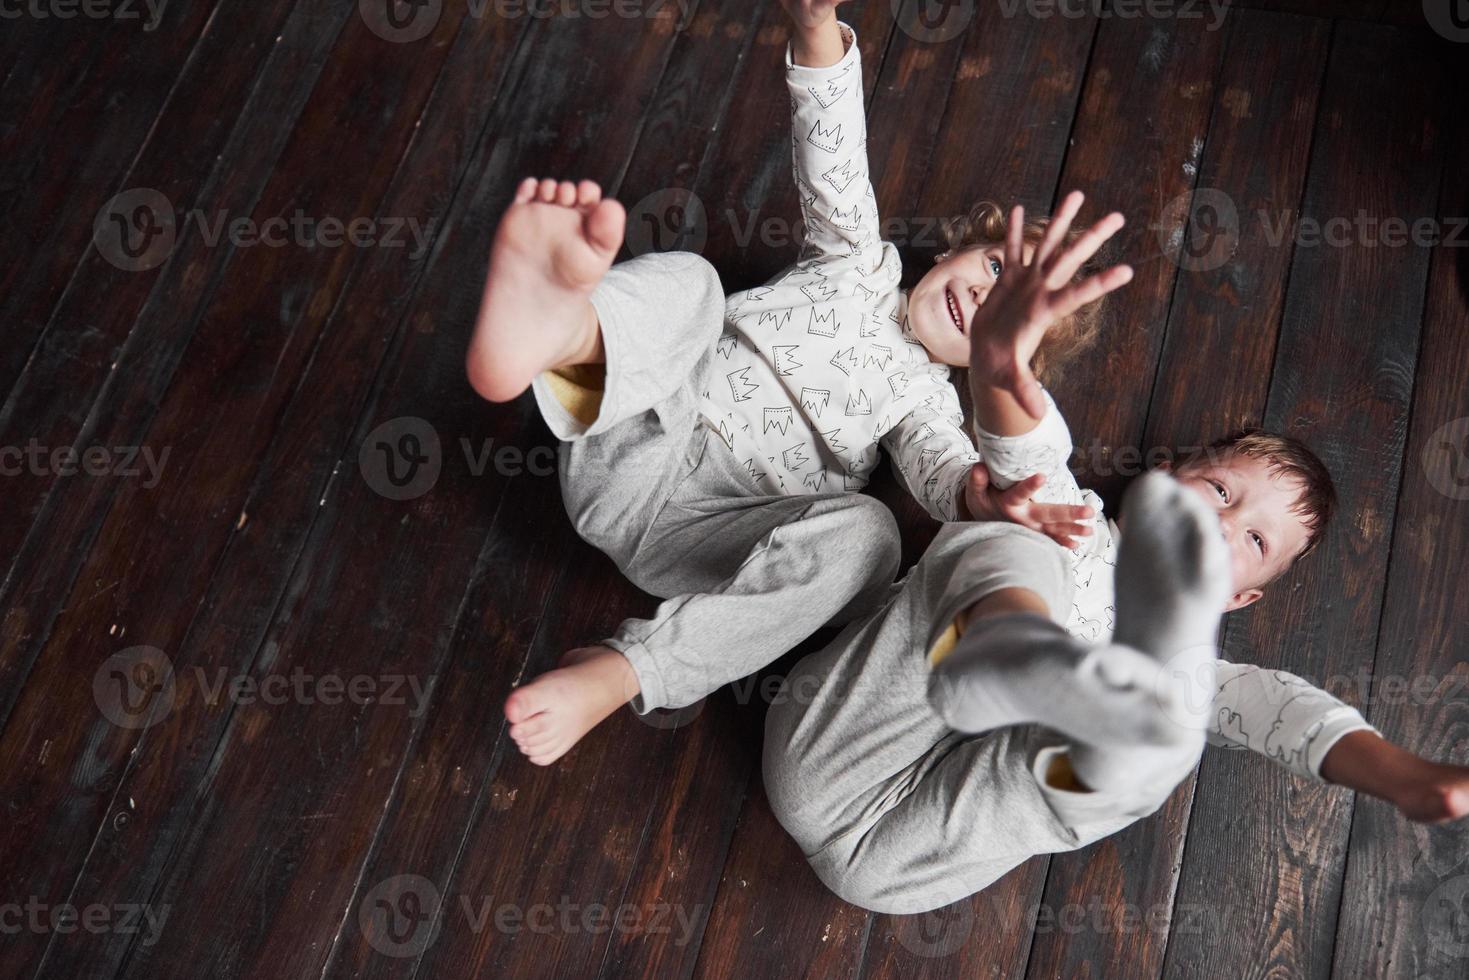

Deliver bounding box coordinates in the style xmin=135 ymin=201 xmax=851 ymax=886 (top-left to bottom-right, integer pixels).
xmin=320 ymin=6 xmax=774 ymax=978
xmin=0 ymin=0 xmax=226 ymax=401
xmin=98 ymin=10 xmax=693 ymax=979
xmin=0 ymin=5 xmax=519 ymax=977
xmin=1162 ymin=20 xmax=1446 ymax=980
xmin=0 ymin=0 xmax=354 ymax=737
xmin=1329 ymin=86 xmax=1469 ymax=980
xmin=0 ymin=0 xmax=314 ymax=628
xmin=1034 ymin=14 xmax=1226 ymax=507
xmin=1000 ymin=11 xmax=1331 ymax=980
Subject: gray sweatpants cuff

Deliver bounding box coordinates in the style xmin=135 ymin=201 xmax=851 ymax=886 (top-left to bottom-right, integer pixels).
xmin=604 ymin=634 xmax=667 ymax=715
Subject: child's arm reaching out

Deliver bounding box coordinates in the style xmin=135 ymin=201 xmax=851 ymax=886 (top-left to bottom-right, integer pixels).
xmin=779 ymin=1 xmax=880 ymax=266
xmin=962 ymin=192 xmax=1133 ymax=518
xmin=1205 ymin=661 xmax=1469 ymax=824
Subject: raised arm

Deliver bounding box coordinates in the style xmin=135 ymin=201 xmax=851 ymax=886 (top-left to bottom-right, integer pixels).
xmin=779 ymin=2 xmax=880 ymax=264
xmin=966 ymin=191 xmax=1132 ymax=434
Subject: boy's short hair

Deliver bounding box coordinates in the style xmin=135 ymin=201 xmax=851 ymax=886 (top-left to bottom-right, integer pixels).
xmin=1195 ymin=429 xmax=1337 ymax=561
xmin=941 ymin=201 xmax=1104 ymax=387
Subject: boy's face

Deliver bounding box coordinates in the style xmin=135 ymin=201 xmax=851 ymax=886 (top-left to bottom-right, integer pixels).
xmin=907 ymin=244 xmax=1014 ymax=366
xmin=1172 ymin=453 xmax=1315 ymax=611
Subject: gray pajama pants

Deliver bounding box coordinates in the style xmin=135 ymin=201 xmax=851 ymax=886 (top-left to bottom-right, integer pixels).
xmin=763 ymin=521 xmax=1202 ymax=915
xmin=531 ymin=252 xmax=902 ymax=713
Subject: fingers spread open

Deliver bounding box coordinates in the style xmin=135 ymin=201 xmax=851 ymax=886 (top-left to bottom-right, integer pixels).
xmin=1035 ymin=189 xmax=1084 ymax=266
xmin=1053 ymin=264 xmax=1134 ymax=318
xmin=1005 ymin=204 xmax=1026 ymax=272
xmin=1047 ymin=211 xmax=1125 ymax=287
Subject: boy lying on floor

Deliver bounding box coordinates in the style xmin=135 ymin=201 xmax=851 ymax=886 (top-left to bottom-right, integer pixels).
xmin=761 ymin=190 xmax=1469 ymax=914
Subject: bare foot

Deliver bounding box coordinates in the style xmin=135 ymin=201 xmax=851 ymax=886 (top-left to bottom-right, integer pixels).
xmin=504 ymin=645 xmax=640 ymax=766
xmin=466 ymin=177 xmax=626 ymax=402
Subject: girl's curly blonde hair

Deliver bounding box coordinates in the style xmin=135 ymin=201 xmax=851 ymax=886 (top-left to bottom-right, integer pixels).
xmin=939 ymin=201 xmax=1106 ymax=387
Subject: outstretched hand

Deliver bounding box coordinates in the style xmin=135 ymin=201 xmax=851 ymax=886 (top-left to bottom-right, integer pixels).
xmin=962 ymin=463 xmax=1095 ymax=549
xmin=969 ymin=190 xmax=1134 ymax=420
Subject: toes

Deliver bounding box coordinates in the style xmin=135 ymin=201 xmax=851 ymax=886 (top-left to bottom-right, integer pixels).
xmin=515 ymin=176 xmax=538 ymax=203
xmin=537 ymin=178 xmax=557 ymax=202
xmin=504 ymin=685 xmax=548 ymax=724
xmin=510 ymin=715 xmax=552 ymax=741
xmin=576 ymin=180 xmax=602 ymax=208
xmin=585 ymin=198 xmax=626 ymax=255
xmin=555 ymin=180 xmax=577 ymax=207
xmin=527 ymin=745 xmax=566 ymax=766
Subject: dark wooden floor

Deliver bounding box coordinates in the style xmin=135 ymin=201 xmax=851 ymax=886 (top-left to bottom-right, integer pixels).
xmin=2 ymin=1 xmax=1466 ymax=977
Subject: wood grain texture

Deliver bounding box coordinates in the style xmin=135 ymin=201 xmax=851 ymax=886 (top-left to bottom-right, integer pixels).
xmin=1329 ymin=90 xmax=1469 ymax=980
xmin=0 ymin=5 xmax=1461 ymax=979
xmin=1163 ymin=19 xmax=1448 ymax=980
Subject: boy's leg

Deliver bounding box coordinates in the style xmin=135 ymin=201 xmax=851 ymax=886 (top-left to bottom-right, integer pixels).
xmin=762 ymin=526 xmax=1132 ymax=914
xmin=927 ymin=473 xmax=1229 ymax=792
xmin=764 ymin=479 xmax=1231 ymax=912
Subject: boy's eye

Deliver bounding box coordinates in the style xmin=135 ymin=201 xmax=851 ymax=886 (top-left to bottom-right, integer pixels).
xmin=989 ymin=258 xmax=1002 ymax=277
xmin=1249 ymin=531 xmax=1266 ymax=554
xmin=1211 ymin=480 xmax=1228 ymax=503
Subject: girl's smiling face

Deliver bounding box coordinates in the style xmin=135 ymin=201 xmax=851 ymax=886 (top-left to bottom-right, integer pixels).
xmin=906 ymin=244 xmax=1022 ymax=365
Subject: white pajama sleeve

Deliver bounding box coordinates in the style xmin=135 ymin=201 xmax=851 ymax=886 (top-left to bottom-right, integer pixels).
xmin=971 ymin=389 xmax=1088 ymax=508
xmin=1206 ymin=660 xmax=1378 ymax=781
xmin=785 ymin=24 xmax=880 ymax=267
xmin=881 ymin=378 xmax=980 ymax=522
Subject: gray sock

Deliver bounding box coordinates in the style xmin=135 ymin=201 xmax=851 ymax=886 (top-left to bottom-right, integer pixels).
xmin=927 ymin=612 xmax=1180 ymax=749
xmin=1070 ymin=472 xmax=1232 ymax=792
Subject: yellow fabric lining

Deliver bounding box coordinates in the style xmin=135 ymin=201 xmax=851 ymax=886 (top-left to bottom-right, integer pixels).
xmin=927 ymin=621 xmax=961 ymax=667
xmin=1043 ymin=752 xmax=1087 ymax=791
xmin=543 ymin=364 xmax=605 ymax=427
